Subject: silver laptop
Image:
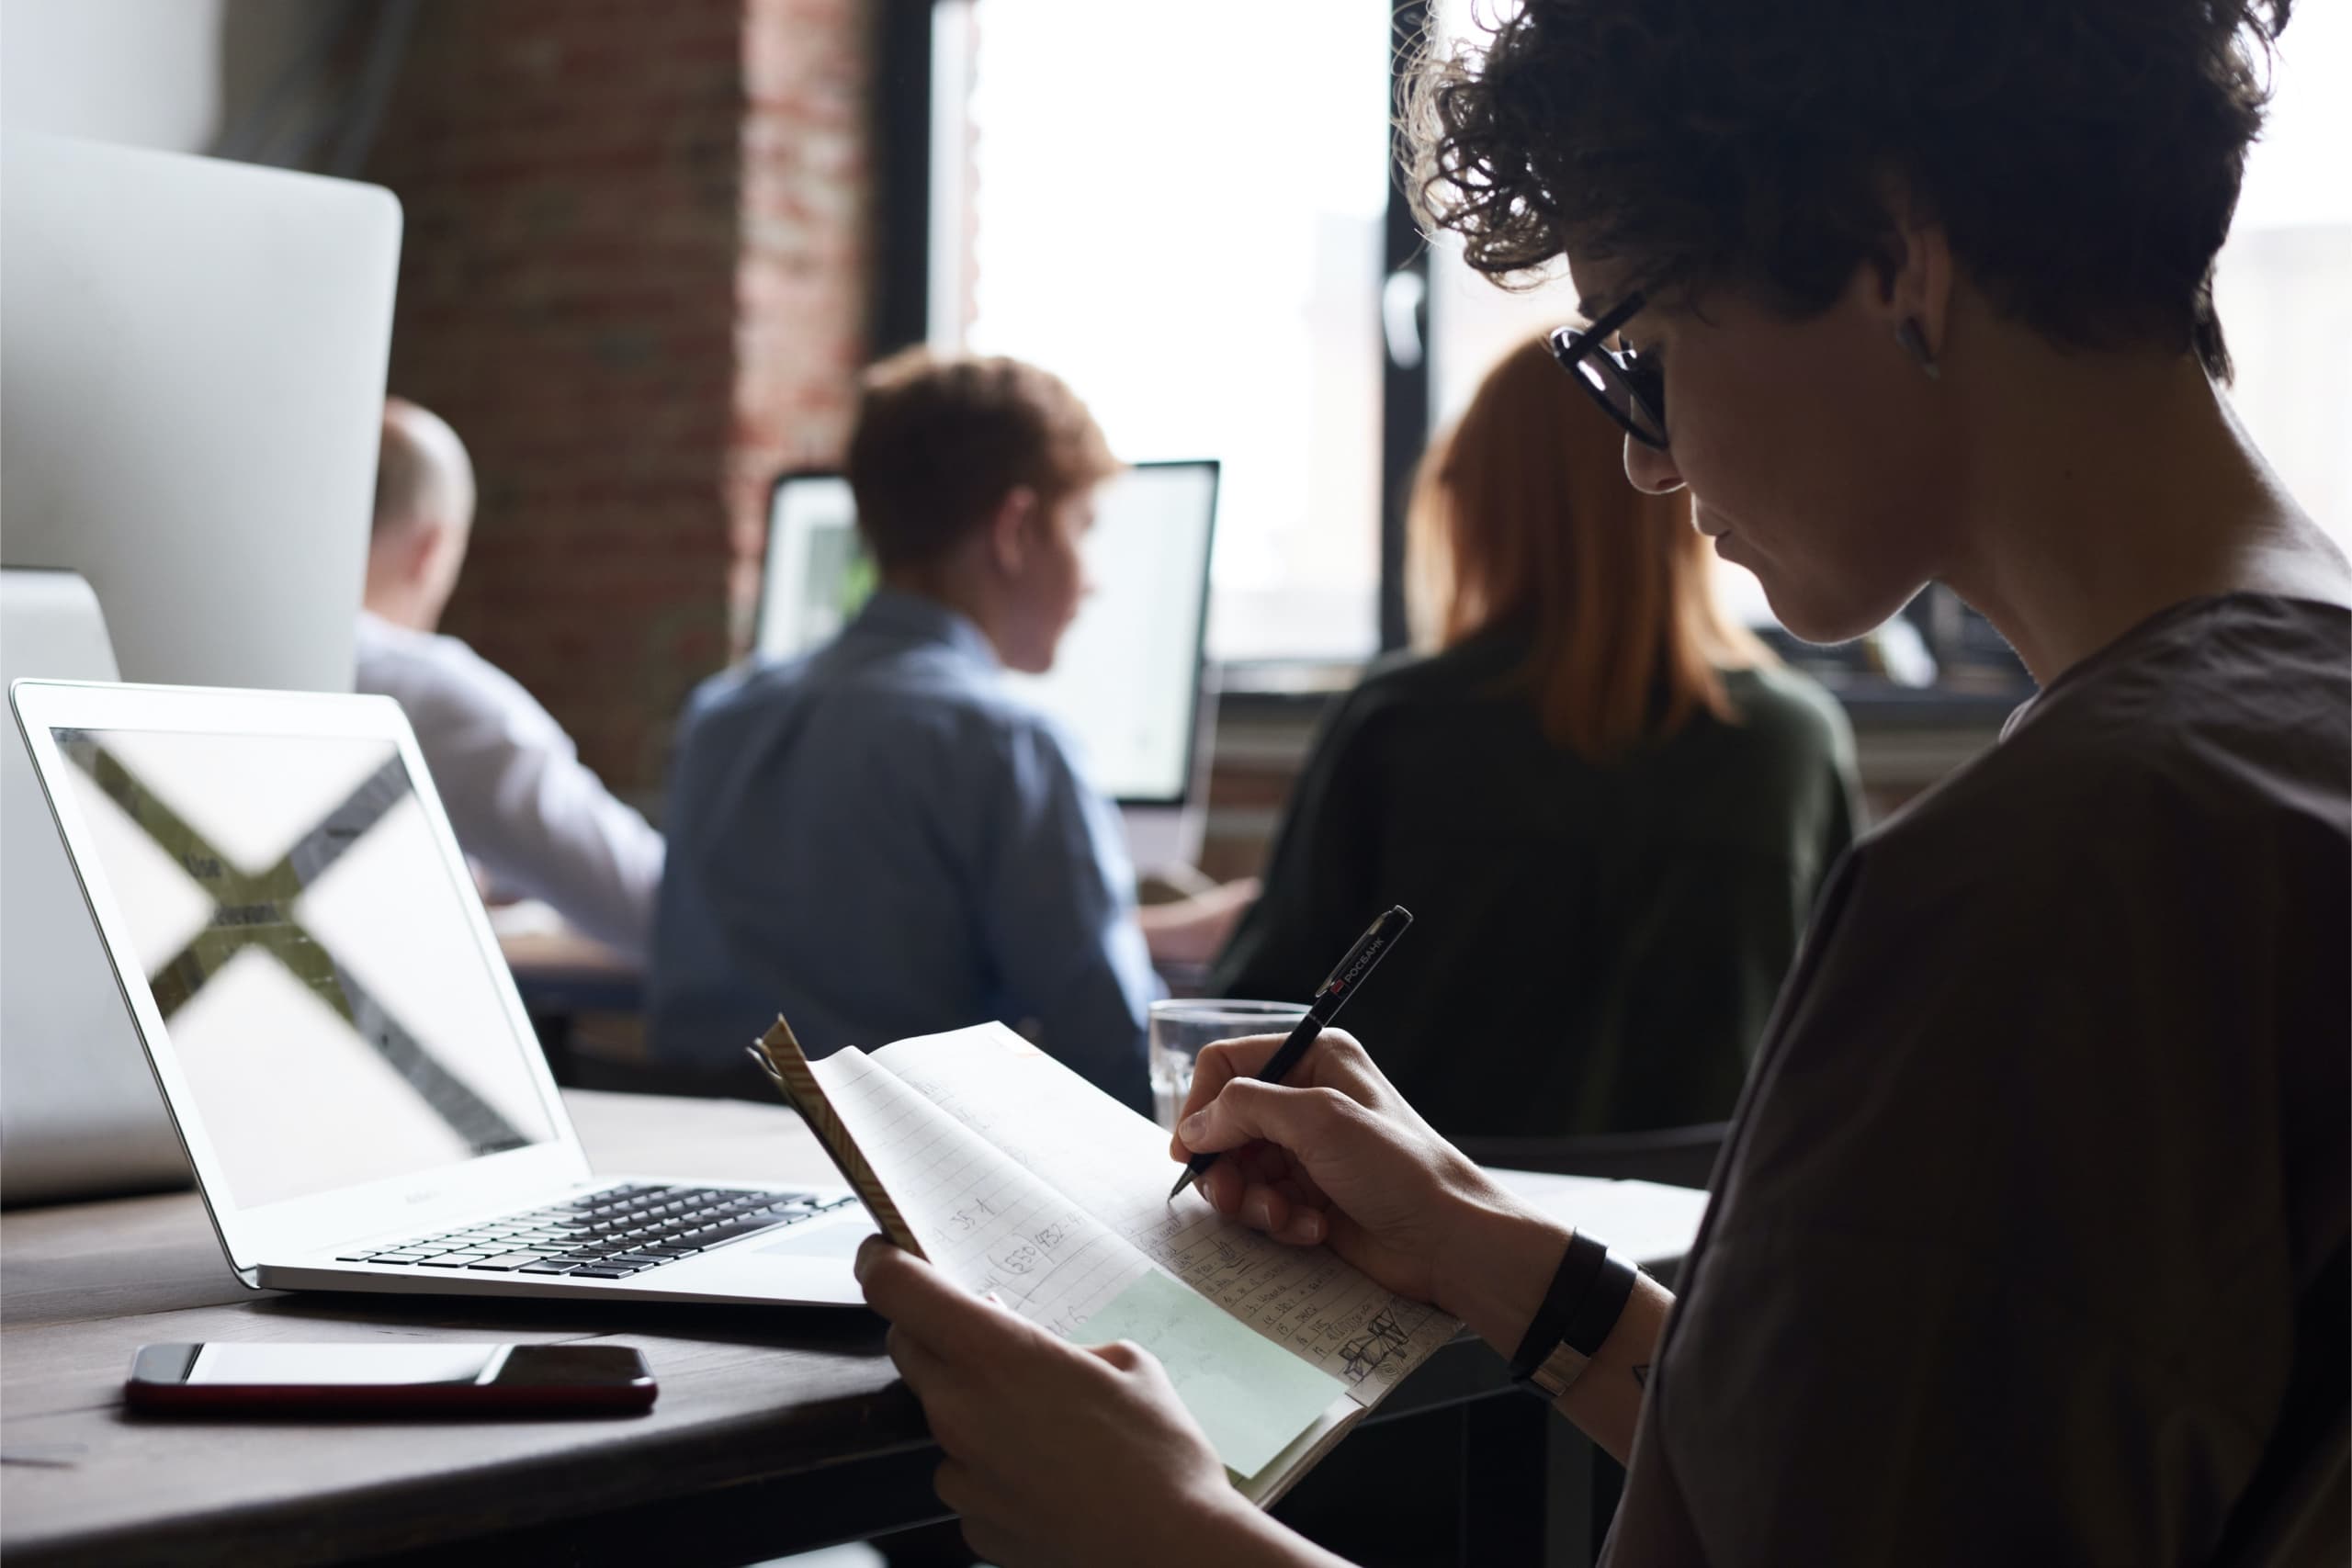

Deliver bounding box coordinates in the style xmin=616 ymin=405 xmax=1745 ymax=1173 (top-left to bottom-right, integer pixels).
xmin=9 ymin=678 xmax=869 ymax=1306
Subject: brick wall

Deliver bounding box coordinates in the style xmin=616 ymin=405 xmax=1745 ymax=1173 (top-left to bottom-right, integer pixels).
xmin=366 ymin=0 xmax=873 ymax=808
xmin=732 ymin=0 xmax=871 ymax=637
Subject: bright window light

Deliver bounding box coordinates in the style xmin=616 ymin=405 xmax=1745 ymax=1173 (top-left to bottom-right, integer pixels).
xmin=936 ymin=1 xmax=1394 ymax=660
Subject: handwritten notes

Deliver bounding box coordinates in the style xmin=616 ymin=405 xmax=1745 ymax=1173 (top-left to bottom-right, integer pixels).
xmin=805 ymin=1048 xmax=1148 ymax=1331
xmin=793 ymin=1024 xmax=1467 ymax=1499
xmin=866 ymin=1024 xmax=1459 ymax=1398
xmin=1072 ymin=1268 xmax=1347 ymax=1479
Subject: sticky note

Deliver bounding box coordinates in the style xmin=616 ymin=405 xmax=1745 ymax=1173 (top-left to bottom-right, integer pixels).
xmin=1073 ymin=1269 xmax=1346 ymax=1479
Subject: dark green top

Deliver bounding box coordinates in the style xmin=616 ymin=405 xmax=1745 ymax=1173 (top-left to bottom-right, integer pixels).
xmin=1210 ymin=625 xmax=1860 ymax=1138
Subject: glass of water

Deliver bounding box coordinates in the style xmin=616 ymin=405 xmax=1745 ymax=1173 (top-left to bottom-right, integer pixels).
xmin=1147 ymin=998 xmax=1310 ymax=1131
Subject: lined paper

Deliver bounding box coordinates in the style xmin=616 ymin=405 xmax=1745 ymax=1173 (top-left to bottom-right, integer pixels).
xmin=866 ymin=1024 xmax=1458 ymax=1398
xmin=805 ymin=1044 xmax=1357 ymax=1478
xmin=806 ymin=1049 xmax=1148 ymax=1328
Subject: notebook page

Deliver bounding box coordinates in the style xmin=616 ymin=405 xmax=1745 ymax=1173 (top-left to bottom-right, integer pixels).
xmin=803 ymin=1046 xmax=1146 ymax=1321
xmin=869 ymin=1024 xmax=1458 ymax=1401
xmin=805 ymin=1044 xmax=1346 ymax=1477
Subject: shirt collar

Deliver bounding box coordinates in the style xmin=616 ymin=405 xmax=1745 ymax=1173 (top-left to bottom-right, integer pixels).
xmin=850 ymin=588 xmax=1001 ymax=670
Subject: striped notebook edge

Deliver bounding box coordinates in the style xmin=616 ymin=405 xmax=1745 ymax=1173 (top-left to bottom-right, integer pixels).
xmin=746 ymin=1017 xmax=926 ymax=1258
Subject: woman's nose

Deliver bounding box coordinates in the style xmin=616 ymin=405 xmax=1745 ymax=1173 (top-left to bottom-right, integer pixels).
xmin=1624 ymin=434 xmax=1685 ymax=495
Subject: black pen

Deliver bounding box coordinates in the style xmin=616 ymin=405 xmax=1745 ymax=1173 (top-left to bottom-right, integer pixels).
xmin=1167 ymin=904 xmax=1413 ymax=1201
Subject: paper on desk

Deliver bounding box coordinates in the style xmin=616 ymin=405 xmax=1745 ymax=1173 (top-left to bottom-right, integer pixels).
xmin=1071 ymin=1268 xmax=1347 ymax=1480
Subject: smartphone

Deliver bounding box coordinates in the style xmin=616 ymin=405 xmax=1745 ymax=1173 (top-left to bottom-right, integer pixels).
xmin=124 ymin=1342 xmax=657 ymax=1416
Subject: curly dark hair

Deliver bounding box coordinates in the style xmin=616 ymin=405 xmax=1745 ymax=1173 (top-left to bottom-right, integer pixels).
xmin=1406 ymin=0 xmax=2290 ymax=380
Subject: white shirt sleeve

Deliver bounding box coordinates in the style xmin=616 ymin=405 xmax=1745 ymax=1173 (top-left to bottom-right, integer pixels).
xmin=354 ymin=616 xmax=664 ymax=962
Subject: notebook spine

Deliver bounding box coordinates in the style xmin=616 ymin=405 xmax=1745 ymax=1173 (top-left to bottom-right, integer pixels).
xmin=746 ymin=1018 xmax=926 ymax=1258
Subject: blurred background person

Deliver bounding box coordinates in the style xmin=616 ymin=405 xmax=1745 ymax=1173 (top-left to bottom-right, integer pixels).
xmin=356 ymin=397 xmax=664 ymax=961
xmin=1212 ymin=338 xmax=1860 ymax=1138
xmin=650 ymin=352 xmax=1168 ymax=1111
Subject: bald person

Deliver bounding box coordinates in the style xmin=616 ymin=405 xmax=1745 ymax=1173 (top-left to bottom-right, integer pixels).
xmin=355 ymin=398 xmax=664 ymax=960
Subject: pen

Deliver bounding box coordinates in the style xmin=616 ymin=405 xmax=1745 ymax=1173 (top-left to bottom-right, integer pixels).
xmin=1167 ymin=904 xmax=1413 ymax=1201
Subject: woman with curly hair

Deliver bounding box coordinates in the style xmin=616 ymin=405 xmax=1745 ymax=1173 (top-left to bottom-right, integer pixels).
xmin=854 ymin=3 xmax=2349 ymax=1562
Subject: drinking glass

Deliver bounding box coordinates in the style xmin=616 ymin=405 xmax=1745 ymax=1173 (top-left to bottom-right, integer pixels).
xmin=1147 ymin=998 xmax=1309 ymax=1131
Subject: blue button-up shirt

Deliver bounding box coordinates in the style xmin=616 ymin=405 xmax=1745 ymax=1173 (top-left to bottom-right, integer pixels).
xmin=649 ymin=590 xmax=1156 ymax=1111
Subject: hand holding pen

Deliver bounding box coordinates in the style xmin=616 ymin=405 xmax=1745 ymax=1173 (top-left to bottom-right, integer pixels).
xmin=1167 ymin=904 xmax=1412 ymax=1200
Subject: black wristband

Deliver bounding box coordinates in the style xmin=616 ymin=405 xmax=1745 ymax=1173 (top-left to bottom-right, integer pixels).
xmin=1561 ymin=1252 xmax=1638 ymax=1359
xmin=1506 ymin=1231 xmax=1607 ymax=1384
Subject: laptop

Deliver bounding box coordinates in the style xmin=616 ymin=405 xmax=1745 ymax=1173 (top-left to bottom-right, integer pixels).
xmin=8 ymin=678 xmax=871 ymax=1306
xmin=0 ymin=572 xmax=188 ymax=1204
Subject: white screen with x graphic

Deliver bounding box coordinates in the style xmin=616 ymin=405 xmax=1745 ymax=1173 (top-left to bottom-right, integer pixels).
xmin=52 ymin=727 xmax=559 ymax=1209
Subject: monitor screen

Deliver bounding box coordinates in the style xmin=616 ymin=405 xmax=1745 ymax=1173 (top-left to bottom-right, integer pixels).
xmin=754 ymin=461 xmax=1218 ymax=806
xmin=46 ymin=726 xmax=559 ymax=1210
xmin=754 ymin=473 xmax=870 ymax=663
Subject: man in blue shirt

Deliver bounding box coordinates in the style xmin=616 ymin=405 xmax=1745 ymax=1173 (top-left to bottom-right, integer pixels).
xmin=650 ymin=352 xmax=1157 ymax=1111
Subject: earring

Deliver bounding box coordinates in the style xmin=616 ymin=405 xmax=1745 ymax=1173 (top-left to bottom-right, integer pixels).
xmin=1895 ymin=318 xmax=1941 ymax=381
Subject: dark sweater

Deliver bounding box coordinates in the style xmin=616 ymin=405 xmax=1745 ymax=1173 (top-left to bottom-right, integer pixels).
xmin=1210 ymin=626 xmax=1859 ymax=1137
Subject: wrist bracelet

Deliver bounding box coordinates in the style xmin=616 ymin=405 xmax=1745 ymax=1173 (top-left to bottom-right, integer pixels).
xmin=1506 ymin=1231 xmax=1606 ymax=1385
xmin=1507 ymin=1233 xmax=1639 ymax=1399
xmin=1562 ymin=1252 xmax=1638 ymax=1359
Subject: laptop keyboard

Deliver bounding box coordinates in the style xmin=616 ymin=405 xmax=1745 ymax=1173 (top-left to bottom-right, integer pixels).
xmin=334 ymin=1181 xmax=859 ymax=1280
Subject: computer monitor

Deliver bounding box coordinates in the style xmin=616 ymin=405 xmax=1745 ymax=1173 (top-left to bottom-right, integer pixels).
xmin=0 ymin=132 xmax=401 ymax=1203
xmin=754 ymin=471 xmax=874 ymax=665
xmin=0 ymin=131 xmax=401 ymax=691
xmin=752 ymin=461 xmax=1221 ymax=868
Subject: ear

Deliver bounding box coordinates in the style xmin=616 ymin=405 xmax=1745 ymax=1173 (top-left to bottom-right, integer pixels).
xmin=407 ymin=516 xmax=453 ymax=581
xmin=986 ymin=487 xmax=1038 ymax=576
xmin=1867 ymin=185 xmax=1954 ymax=359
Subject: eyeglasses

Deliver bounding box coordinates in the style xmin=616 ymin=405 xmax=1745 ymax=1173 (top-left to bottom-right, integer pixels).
xmin=1547 ymin=290 xmax=1668 ymax=450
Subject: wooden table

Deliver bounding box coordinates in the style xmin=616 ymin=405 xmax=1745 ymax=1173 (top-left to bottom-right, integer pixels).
xmin=0 ymin=1090 xmax=1706 ymax=1567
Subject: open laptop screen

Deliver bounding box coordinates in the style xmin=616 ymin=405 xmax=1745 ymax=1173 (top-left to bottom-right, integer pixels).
xmin=46 ymin=726 xmax=559 ymax=1209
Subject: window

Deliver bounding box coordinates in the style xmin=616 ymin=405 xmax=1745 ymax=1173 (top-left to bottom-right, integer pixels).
xmin=923 ymin=2 xmax=2347 ymax=671
xmin=928 ymin=1 xmax=1396 ymax=661
xmin=2213 ymin=6 xmax=2352 ymax=549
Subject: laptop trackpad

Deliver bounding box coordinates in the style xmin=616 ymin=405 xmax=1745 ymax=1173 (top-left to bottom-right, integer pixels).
xmin=756 ymin=1218 xmax=877 ymax=1259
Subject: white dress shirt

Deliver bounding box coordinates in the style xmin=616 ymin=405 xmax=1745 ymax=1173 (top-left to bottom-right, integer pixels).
xmin=354 ymin=611 xmax=663 ymax=962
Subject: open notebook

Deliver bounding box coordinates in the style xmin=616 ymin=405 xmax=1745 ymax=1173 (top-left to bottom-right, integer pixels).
xmin=749 ymin=1018 xmax=1460 ymax=1505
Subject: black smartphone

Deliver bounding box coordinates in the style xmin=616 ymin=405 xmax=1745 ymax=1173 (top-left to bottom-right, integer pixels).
xmin=124 ymin=1342 xmax=656 ymax=1416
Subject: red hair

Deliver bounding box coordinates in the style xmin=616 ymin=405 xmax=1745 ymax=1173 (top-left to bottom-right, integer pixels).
xmin=1408 ymin=337 xmax=1768 ymax=759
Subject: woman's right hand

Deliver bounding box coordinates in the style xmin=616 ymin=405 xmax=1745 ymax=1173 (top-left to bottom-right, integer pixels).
xmin=1168 ymin=1029 xmax=1559 ymax=1321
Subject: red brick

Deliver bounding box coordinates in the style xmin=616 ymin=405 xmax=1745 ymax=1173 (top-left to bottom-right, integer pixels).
xmin=365 ymin=0 xmax=874 ymax=798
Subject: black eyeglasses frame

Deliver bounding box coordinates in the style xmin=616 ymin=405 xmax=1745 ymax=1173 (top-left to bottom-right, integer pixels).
xmin=1546 ymin=290 xmax=1668 ymax=450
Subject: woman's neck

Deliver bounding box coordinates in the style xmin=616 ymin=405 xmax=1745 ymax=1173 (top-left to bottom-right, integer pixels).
xmin=1941 ymin=347 xmax=2350 ymax=686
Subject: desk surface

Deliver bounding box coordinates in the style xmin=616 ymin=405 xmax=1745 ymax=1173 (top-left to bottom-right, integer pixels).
xmin=0 ymin=1090 xmax=1705 ymax=1568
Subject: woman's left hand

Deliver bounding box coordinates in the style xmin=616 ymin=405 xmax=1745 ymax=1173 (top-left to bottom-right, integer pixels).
xmin=856 ymin=1236 xmax=1294 ymax=1568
